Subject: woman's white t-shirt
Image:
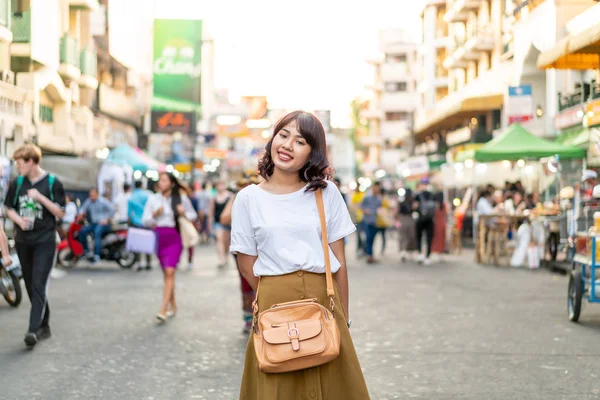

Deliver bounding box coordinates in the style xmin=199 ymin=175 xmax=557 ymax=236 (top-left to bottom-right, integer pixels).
xmin=230 ymin=181 xmax=356 ymax=277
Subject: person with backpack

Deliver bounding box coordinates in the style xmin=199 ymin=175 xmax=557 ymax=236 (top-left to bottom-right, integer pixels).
xmin=5 ymin=144 xmax=66 ymax=347
xmin=414 ymin=180 xmax=436 ymax=265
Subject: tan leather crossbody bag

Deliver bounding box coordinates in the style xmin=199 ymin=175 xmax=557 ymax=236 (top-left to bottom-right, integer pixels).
xmin=252 ymin=188 xmax=341 ymax=373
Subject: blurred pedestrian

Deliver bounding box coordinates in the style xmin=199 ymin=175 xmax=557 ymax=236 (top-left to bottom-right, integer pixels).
xmin=431 ymin=192 xmax=447 ymax=260
xmin=128 ymin=181 xmax=152 ymax=271
xmin=349 ymin=188 xmax=366 ymax=257
xmin=142 ymin=172 xmax=197 ymax=322
xmin=361 ymin=181 xmax=383 ymax=264
xmin=414 ymin=181 xmax=436 ymax=265
xmin=195 ymin=182 xmax=212 ymax=243
xmin=113 ymin=183 xmax=132 ymax=224
xmin=209 ymin=181 xmax=233 ymax=268
xmin=78 ymin=188 xmax=115 ymax=263
xmin=375 ymin=190 xmax=392 ymax=255
xmin=231 ymin=110 xmax=369 ymax=399
xmin=222 ymin=175 xmax=260 ymax=334
xmin=6 ymin=144 xmax=66 ymax=347
xmin=397 ymin=188 xmax=417 ymax=261
xmin=60 ymin=194 xmax=78 ymax=237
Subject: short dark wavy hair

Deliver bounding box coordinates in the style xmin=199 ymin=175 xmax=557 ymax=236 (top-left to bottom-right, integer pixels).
xmin=258 ymin=110 xmax=331 ymax=192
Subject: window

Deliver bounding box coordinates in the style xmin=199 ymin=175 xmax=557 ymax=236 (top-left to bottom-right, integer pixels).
xmin=39 ymin=105 xmax=53 ymax=123
xmin=385 ymin=81 xmax=407 ymax=92
xmin=385 ymin=112 xmax=410 ymax=121
xmin=386 ymin=53 xmax=407 ymax=64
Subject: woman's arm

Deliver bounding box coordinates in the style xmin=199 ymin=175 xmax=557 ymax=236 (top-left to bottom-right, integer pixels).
xmin=237 ymin=253 xmax=259 ymax=291
xmin=329 ymin=238 xmax=349 ymax=320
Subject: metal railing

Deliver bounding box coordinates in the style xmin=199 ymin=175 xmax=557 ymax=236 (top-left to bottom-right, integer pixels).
xmin=80 ymin=48 xmax=97 ymax=77
xmin=60 ymin=35 xmax=80 ymax=68
xmin=11 ymin=11 xmax=30 ymax=42
xmin=558 ymin=82 xmax=600 ymax=112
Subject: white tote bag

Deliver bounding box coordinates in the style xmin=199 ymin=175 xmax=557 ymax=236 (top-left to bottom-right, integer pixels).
xmin=178 ymin=217 xmax=199 ymax=248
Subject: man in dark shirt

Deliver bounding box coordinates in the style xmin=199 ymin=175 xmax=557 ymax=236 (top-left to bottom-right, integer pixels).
xmin=414 ymin=182 xmax=436 ymax=265
xmin=6 ymin=144 xmax=66 ymax=348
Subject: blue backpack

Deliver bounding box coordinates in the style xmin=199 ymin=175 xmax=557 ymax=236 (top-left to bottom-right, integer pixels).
xmin=13 ymin=174 xmax=55 ymax=204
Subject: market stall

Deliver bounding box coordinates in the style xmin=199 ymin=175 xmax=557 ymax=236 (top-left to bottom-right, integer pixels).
xmin=472 ymin=124 xmax=586 ymax=267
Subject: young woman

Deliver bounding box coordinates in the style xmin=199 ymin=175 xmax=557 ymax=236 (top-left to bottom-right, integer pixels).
xmin=397 ymin=188 xmax=417 ymax=261
xmin=142 ymin=172 xmax=197 ymax=322
xmin=230 ymin=111 xmax=370 ymax=399
xmin=209 ymin=181 xmax=233 ymax=268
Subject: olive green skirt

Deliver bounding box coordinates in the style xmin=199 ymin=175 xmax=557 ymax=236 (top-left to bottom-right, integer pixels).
xmin=239 ymin=271 xmax=371 ymax=400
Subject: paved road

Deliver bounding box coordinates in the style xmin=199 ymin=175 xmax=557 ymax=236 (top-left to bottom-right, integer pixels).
xmin=1 ymin=241 xmax=600 ymax=399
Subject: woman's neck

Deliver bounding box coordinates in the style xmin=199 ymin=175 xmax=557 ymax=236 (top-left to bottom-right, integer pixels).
xmin=161 ymin=189 xmax=172 ymax=198
xmin=269 ymin=168 xmax=303 ymax=187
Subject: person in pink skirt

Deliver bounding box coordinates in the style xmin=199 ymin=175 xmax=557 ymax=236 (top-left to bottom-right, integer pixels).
xmin=142 ymin=172 xmax=197 ymax=322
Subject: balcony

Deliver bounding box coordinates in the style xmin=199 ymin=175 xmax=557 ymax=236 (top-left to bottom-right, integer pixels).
xmin=11 ymin=11 xmax=30 ymax=43
xmin=444 ymin=24 xmax=494 ymax=68
xmin=79 ymin=48 xmax=98 ymax=89
xmin=558 ymin=82 xmax=600 ymax=112
xmin=381 ymin=121 xmax=411 ymax=141
xmin=381 ymin=93 xmax=418 ymax=111
xmin=381 ymin=63 xmax=411 ymax=82
xmin=444 ymin=0 xmax=482 ymax=23
xmin=67 ymin=0 xmax=99 ymax=11
xmin=59 ymin=35 xmax=81 ymax=80
xmin=0 ymin=0 xmax=11 ymax=42
xmin=361 ymin=107 xmax=383 ymax=120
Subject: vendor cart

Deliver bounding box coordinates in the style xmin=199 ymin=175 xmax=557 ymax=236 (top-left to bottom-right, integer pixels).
xmin=568 ymin=233 xmax=600 ymax=321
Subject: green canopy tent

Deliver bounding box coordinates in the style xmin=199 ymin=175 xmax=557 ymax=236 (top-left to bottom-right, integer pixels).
xmin=474 ymin=124 xmax=586 ymax=162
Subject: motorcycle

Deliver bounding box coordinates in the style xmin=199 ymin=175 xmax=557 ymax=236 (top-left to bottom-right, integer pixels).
xmin=56 ymin=216 xmax=136 ymax=269
xmin=0 ymin=253 xmax=22 ymax=307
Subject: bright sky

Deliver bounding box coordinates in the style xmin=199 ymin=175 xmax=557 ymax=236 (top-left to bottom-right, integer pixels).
xmin=155 ymin=0 xmax=423 ymax=127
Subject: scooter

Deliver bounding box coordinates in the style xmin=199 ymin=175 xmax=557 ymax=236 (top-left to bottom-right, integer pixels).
xmin=56 ymin=216 xmax=136 ymax=269
xmin=0 ymin=253 xmax=22 ymax=307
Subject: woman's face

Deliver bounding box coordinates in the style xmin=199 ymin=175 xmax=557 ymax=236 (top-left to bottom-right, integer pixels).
xmin=270 ymin=121 xmax=312 ymax=174
xmin=157 ymin=174 xmax=172 ymax=193
xmin=216 ymin=182 xmax=226 ymax=193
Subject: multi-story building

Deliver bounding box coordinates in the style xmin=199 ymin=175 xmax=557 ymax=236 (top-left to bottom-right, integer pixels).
xmin=418 ymin=0 xmax=449 ymax=114
xmin=414 ymin=0 xmax=508 ymax=159
xmin=414 ymin=0 xmax=599 ymax=164
xmin=361 ymin=29 xmax=418 ymax=175
xmin=10 ymin=0 xmax=100 ymax=155
xmin=0 ymin=0 xmax=33 ymax=158
xmin=92 ymin=0 xmax=153 ymax=151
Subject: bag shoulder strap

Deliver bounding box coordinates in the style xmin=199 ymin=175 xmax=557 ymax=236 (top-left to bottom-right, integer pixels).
xmin=315 ymin=188 xmax=335 ymax=299
xmin=13 ymin=176 xmax=24 ymax=205
xmin=13 ymin=174 xmax=55 ymax=204
xmin=48 ymin=174 xmax=55 ymax=202
xmin=252 ymin=188 xmax=336 ymax=322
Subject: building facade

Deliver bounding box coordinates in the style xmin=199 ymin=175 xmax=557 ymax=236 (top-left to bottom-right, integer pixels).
xmin=361 ymin=29 xmax=418 ymax=175
xmin=10 ymin=0 xmax=100 ymax=155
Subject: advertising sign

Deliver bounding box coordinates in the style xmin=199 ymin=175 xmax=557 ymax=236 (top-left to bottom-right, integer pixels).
xmin=151 ymin=111 xmax=193 ymax=134
xmin=554 ymin=104 xmax=584 ymax=131
xmin=584 ymin=100 xmax=600 ymax=128
xmin=153 ymin=19 xmax=202 ymax=112
xmin=507 ymin=84 xmax=533 ymax=124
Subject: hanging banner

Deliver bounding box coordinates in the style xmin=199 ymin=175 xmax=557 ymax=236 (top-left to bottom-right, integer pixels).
xmin=153 ymin=19 xmax=202 ymax=112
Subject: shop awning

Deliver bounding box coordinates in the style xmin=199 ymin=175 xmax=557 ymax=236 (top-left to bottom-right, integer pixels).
xmin=556 ymin=127 xmax=589 ymax=148
xmin=414 ymin=94 xmax=504 ymax=138
xmin=106 ymin=144 xmax=166 ymax=172
xmin=537 ymin=23 xmax=600 ymax=70
xmin=474 ymin=124 xmax=586 ymax=162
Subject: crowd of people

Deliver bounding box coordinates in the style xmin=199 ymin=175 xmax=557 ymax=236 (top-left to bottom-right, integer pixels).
xmin=348 ymin=180 xmax=449 ymax=266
